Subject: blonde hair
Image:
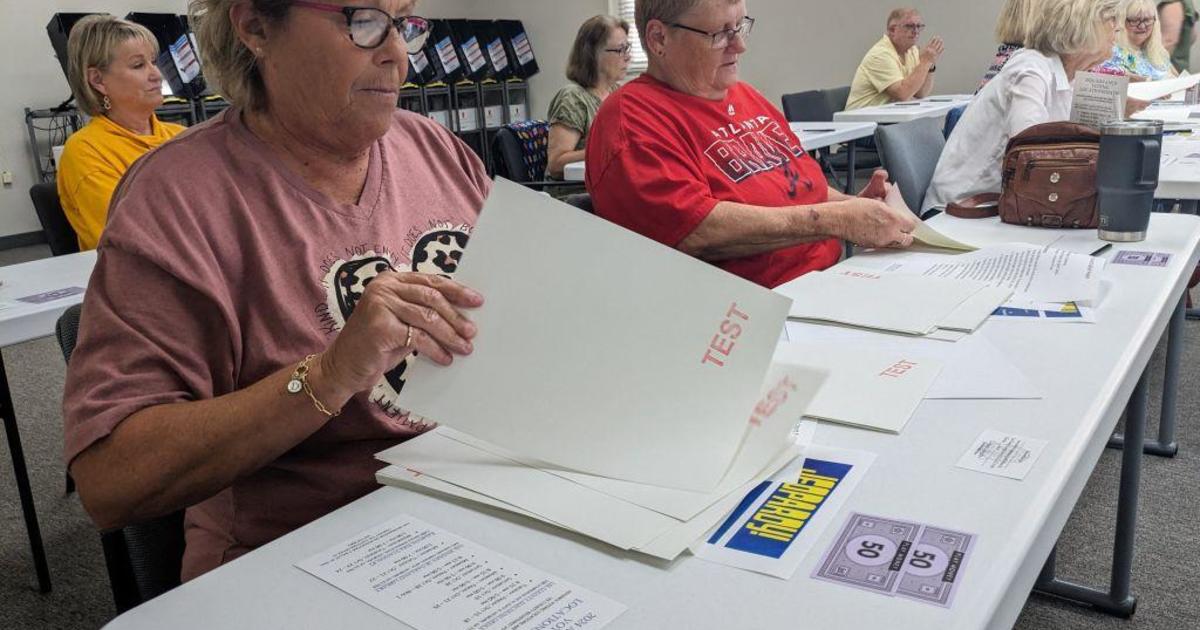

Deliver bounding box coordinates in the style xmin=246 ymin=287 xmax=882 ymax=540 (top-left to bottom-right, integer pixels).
xmin=1024 ymin=0 xmax=1121 ymax=56
xmin=66 ymin=15 xmax=160 ymax=116
xmin=995 ymin=0 xmax=1041 ymax=44
xmin=189 ymin=0 xmax=291 ymax=111
xmin=1116 ymin=0 xmax=1171 ymax=67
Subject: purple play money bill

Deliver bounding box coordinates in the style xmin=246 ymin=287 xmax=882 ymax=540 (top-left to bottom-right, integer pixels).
xmin=813 ymin=513 xmax=975 ymax=609
xmin=893 ymin=524 xmax=974 ymax=608
xmin=812 ymin=513 xmax=920 ymax=595
xmin=1112 ymin=251 xmax=1170 ymax=267
xmin=16 ymin=286 xmax=85 ymax=305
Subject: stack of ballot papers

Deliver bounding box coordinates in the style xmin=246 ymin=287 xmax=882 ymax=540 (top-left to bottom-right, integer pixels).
xmin=377 ymin=363 xmax=827 ymax=561
xmin=773 ymin=266 xmax=1012 ymax=338
xmin=376 ymin=180 xmax=837 ymax=559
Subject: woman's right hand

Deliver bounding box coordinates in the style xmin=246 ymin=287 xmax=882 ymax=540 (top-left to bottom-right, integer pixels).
xmin=832 ymin=198 xmax=917 ymax=249
xmin=319 ymin=271 xmax=484 ymax=401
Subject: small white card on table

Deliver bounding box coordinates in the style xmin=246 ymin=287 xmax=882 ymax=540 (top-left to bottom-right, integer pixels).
xmin=956 ymin=430 xmax=1048 ymax=480
xmin=296 ymin=515 xmax=627 ymax=630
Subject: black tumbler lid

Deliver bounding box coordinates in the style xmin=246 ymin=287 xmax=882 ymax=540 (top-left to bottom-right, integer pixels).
xmin=1102 ymin=120 xmax=1163 ymax=136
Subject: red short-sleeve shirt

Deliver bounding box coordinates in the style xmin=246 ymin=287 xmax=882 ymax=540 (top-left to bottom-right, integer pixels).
xmin=585 ymin=74 xmax=840 ymax=288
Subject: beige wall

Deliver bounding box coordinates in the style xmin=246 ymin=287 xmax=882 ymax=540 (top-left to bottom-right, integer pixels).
xmin=2 ymin=0 xmax=1198 ymax=239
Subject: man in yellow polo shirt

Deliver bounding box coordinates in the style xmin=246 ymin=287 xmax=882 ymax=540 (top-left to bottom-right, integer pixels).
xmin=847 ymin=8 xmax=945 ymax=110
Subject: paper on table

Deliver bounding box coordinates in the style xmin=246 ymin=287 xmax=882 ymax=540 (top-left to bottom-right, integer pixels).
xmin=376 ymin=429 xmax=681 ymax=550
xmin=773 ymin=342 xmax=942 ymax=433
xmin=955 ymin=430 xmax=1048 ymax=480
xmin=377 ymin=447 xmax=804 ymax=561
xmin=938 ymin=286 xmax=1013 ymax=332
xmin=878 ymin=243 xmax=1105 ymax=303
xmin=775 ymin=268 xmax=991 ymax=335
xmin=784 ymin=322 xmax=1041 ymax=400
xmin=1070 ymin=71 xmax=1128 ymax=129
xmin=922 ymin=214 xmax=1110 ymax=255
xmin=426 ymin=363 xmax=827 ymax=521
xmin=296 ymin=515 xmax=627 ymax=630
xmin=397 ymin=179 xmax=791 ymax=492
xmin=1128 ymin=73 xmax=1200 ymax=101
xmin=993 ymin=300 xmax=1096 ymax=323
xmin=691 ymin=445 xmax=875 ymax=579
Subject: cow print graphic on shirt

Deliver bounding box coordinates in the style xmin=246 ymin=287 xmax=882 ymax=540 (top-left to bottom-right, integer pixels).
xmin=319 ymin=225 xmax=470 ymax=424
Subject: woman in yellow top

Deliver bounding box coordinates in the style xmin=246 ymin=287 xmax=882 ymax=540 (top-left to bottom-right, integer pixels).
xmin=58 ymin=15 xmax=185 ymax=250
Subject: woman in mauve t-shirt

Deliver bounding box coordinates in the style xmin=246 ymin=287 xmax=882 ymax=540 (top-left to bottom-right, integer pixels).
xmin=63 ymin=1 xmax=489 ymax=581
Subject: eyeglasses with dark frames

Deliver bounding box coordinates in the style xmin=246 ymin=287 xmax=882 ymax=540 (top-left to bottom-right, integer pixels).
xmin=1126 ymin=16 xmax=1157 ymax=29
xmin=604 ymin=43 xmax=633 ymax=57
xmin=668 ymin=16 xmax=755 ymax=50
xmin=292 ymin=1 xmax=431 ymax=53
xmin=898 ymin=22 xmax=926 ymax=33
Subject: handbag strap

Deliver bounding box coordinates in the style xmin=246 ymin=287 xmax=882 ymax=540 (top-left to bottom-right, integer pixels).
xmin=946 ymin=193 xmax=1002 ymax=219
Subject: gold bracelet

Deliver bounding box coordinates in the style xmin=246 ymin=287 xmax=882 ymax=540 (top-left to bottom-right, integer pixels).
xmin=287 ymin=354 xmax=341 ymax=418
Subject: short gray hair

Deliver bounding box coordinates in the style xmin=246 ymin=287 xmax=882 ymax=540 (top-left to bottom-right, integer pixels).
xmin=67 ymin=15 xmax=160 ymax=116
xmin=635 ymin=0 xmax=737 ymax=52
xmin=1025 ymin=0 xmax=1121 ymax=56
xmin=188 ymin=0 xmax=291 ymax=111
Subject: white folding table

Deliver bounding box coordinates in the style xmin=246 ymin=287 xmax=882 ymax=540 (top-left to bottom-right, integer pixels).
xmin=0 ymin=250 xmax=97 ymax=593
xmin=101 ymin=215 xmax=1200 ymax=629
xmin=833 ymin=95 xmax=972 ymax=124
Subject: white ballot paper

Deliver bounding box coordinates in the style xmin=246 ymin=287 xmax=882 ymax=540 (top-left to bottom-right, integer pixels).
xmin=784 ymin=322 xmax=1041 ymax=400
xmin=1071 ymin=71 xmax=1128 ymax=128
xmin=878 ymin=243 xmax=1105 ymax=303
xmin=922 ymin=214 xmax=1110 ymax=255
xmin=884 ymin=186 xmax=976 ymax=252
xmin=1128 ymin=73 xmax=1200 ymax=102
xmin=773 ymin=342 xmax=943 ymax=433
xmin=397 ymin=179 xmax=791 ymax=491
xmin=956 ymin=430 xmax=1048 ymax=480
xmin=692 ymin=445 xmax=875 ymax=579
xmin=296 ymin=515 xmax=627 ymax=630
xmin=775 ymin=268 xmax=993 ymax=335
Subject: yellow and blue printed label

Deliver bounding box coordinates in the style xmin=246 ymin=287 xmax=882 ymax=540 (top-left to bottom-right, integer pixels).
xmin=707 ymin=458 xmax=853 ymax=559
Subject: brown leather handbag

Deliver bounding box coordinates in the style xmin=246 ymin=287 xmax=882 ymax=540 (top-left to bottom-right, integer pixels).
xmin=946 ymin=122 xmax=1100 ymax=228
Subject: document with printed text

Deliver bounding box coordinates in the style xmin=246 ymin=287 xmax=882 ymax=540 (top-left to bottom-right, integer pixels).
xmin=296 ymin=515 xmax=626 ymax=630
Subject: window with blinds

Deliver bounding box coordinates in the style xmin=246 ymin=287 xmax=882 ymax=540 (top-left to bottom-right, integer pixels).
xmin=613 ymin=0 xmax=649 ymax=75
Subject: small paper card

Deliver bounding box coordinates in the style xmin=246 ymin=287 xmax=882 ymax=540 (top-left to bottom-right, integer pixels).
xmin=1113 ymin=251 xmax=1171 ymax=267
xmin=296 ymin=515 xmax=627 ymax=630
xmin=1071 ymin=71 xmax=1128 ymax=129
xmin=16 ymin=286 xmax=85 ymax=304
xmin=955 ymin=430 xmax=1048 ymax=481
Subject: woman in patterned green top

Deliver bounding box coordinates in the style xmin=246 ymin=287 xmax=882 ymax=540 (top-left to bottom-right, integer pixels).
xmin=546 ymin=15 xmax=631 ymax=179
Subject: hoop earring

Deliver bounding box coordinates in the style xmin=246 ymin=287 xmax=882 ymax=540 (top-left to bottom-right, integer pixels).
xmin=102 ymin=95 xmax=111 ymax=111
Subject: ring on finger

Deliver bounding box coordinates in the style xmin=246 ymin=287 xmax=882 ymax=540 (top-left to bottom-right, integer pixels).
xmin=404 ymin=324 xmax=414 ymax=348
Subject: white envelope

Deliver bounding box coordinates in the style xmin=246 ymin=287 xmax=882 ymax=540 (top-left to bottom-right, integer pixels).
xmin=772 ymin=342 xmax=943 ymax=433
xmin=938 ymin=286 xmax=1013 ymax=332
xmin=775 ymin=267 xmax=991 ymax=335
xmin=396 ymin=179 xmax=791 ymax=491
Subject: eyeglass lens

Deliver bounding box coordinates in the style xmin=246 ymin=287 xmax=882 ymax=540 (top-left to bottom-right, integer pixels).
xmin=349 ymin=8 xmax=430 ymax=52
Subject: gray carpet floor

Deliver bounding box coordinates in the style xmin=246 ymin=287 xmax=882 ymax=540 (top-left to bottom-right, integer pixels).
xmin=1 ymin=242 xmax=1198 ymax=629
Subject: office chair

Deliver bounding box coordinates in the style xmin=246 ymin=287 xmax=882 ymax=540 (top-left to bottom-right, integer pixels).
xmin=943 ymin=104 xmax=968 ymax=139
xmin=780 ymin=89 xmax=880 ymax=188
xmin=55 ymin=304 xmax=186 ymax=614
xmin=29 ymin=183 xmax=80 ymax=256
xmin=874 ymin=117 xmax=946 ymax=216
xmin=492 ymin=120 xmax=579 ymax=191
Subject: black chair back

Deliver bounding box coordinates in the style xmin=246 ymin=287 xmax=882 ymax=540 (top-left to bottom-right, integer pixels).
xmin=55 ymin=304 xmax=186 ymax=614
xmin=561 ymin=193 xmax=594 ymax=213
xmin=29 ymin=183 xmax=80 ymax=256
xmin=822 ymin=86 xmax=851 ymax=115
xmin=781 ymin=90 xmax=833 ymax=122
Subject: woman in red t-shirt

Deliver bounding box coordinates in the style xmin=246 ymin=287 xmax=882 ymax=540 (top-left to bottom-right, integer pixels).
xmin=586 ymin=0 xmax=917 ymax=288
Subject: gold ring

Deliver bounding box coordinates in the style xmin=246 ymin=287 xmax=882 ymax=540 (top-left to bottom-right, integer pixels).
xmin=404 ymin=324 xmax=414 ymax=348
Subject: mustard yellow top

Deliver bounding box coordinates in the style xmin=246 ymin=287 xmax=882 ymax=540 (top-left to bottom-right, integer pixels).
xmin=847 ymin=36 xmax=922 ymax=110
xmin=57 ymin=114 xmax=185 ymax=250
